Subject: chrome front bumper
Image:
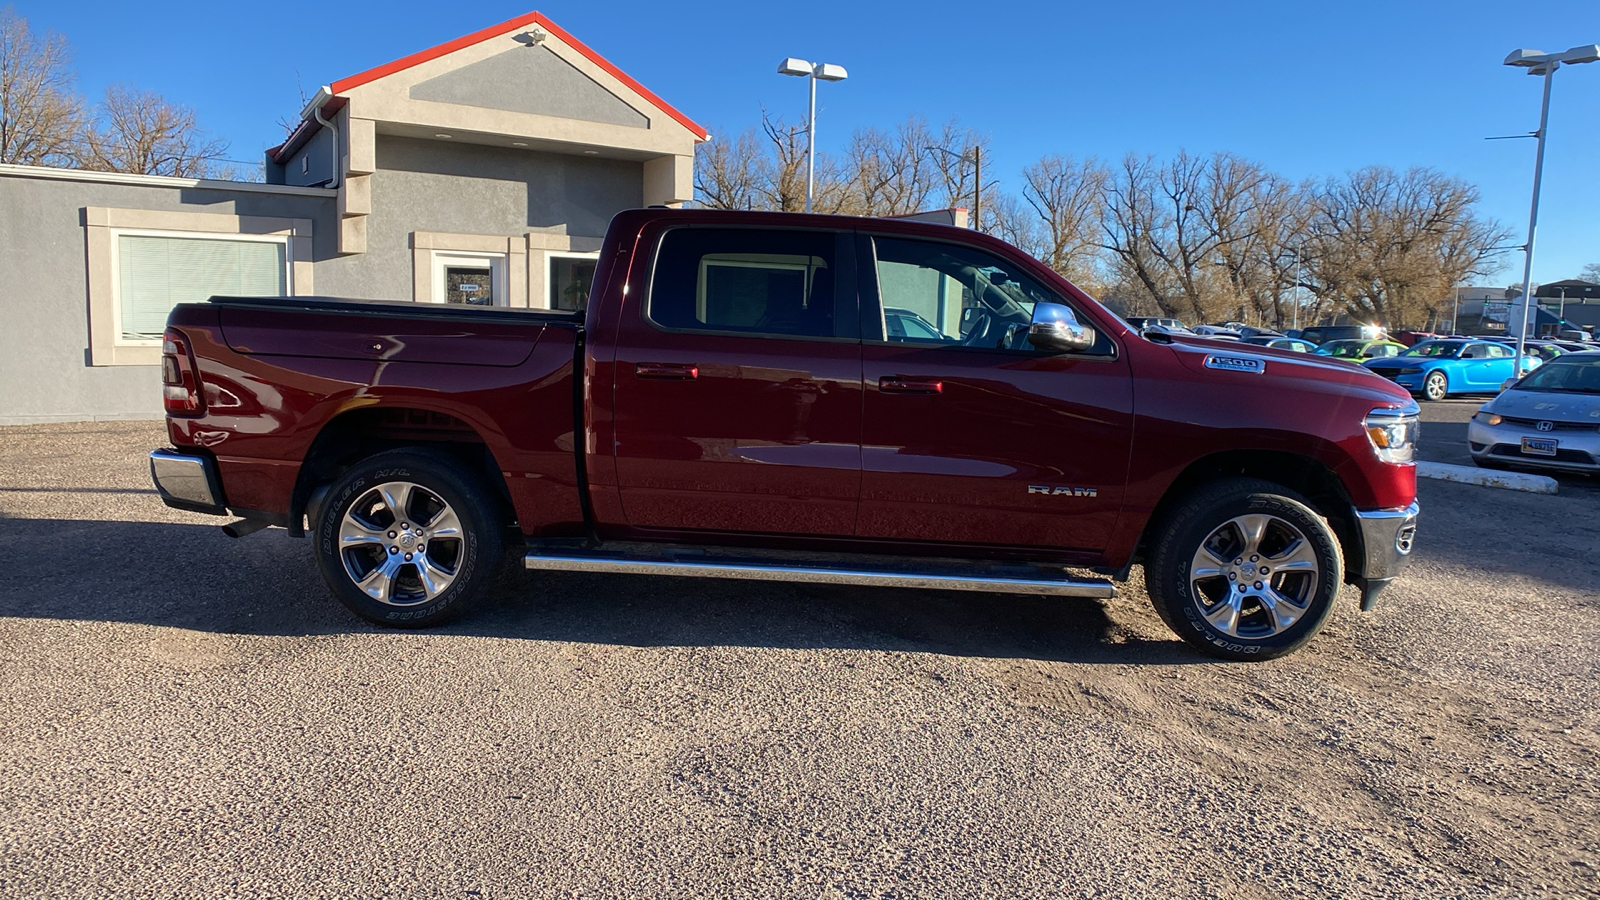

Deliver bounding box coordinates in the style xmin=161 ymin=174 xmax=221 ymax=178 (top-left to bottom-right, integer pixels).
xmin=1352 ymin=501 xmax=1419 ymax=610
xmin=149 ymin=449 xmax=227 ymax=515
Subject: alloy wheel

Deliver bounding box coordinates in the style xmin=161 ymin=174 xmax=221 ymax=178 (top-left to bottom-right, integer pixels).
xmin=337 ymin=481 xmax=465 ymax=606
xmin=1188 ymin=513 xmax=1322 ymax=640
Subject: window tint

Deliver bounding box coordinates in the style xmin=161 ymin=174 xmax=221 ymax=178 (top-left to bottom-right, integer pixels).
xmin=872 ymin=237 xmax=1067 ymax=352
xmin=649 ymin=229 xmax=838 ymax=338
xmin=1484 ymin=343 xmax=1512 ymax=358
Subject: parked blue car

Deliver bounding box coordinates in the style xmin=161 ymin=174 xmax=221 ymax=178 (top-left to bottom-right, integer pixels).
xmin=1362 ymin=339 xmax=1538 ymax=401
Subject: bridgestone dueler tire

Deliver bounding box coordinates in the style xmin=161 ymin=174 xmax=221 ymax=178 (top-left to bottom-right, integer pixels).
xmin=313 ymin=448 xmax=505 ymax=628
xmin=1144 ymin=478 xmax=1343 ymax=661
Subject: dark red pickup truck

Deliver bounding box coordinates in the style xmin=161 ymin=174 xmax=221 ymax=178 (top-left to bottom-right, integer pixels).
xmin=150 ymin=208 xmax=1419 ymax=660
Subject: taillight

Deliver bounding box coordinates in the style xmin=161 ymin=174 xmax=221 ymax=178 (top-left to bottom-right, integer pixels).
xmin=161 ymin=328 xmax=205 ymax=416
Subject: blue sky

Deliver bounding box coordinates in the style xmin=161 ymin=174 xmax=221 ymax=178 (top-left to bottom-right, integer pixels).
xmin=18 ymin=0 xmax=1599 ymax=284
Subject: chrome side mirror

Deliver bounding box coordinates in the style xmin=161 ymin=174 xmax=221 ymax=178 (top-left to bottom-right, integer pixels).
xmin=1029 ymin=302 xmax=1096 ymax=353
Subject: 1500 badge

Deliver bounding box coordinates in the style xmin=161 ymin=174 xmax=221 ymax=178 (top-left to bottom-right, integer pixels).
xmin=1028 ymin=485 xmax=1099 ymax=498
xmin=1204 ymin=354 xmax=1266 ymax=374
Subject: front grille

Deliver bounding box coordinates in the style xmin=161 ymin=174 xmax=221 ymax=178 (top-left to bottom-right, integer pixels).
xmin=1501 ymin=416 xmax=1599 ymax=432
xmin=1488 ymin=443 xmax=1597 ymax=465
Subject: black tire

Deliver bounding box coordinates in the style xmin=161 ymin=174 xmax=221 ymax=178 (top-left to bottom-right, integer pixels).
xmin=313 ymin=448 xmax=506 ymax=628
xmin=1422 ymin=370 xmax=1448 ymax=402
xmin=1144 ymin=478 xmax=1343 ymax=661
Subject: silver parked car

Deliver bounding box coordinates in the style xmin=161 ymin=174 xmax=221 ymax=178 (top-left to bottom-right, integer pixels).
xmin=1468 ymin=351 xmax=1600 ymax=474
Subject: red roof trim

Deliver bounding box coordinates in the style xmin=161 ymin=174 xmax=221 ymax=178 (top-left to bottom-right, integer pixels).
xmin=328 ymin=10 xmax=707 ymax=141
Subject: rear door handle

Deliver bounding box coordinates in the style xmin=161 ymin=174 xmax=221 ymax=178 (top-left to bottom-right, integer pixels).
xmin=879 ymin=376 xmax=943 ymax=394
xmin=636 ymin=362 xmax=699 ymax=380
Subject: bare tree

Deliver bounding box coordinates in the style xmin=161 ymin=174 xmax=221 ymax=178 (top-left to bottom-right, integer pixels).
xmin=1021 ymin=154 xmax=1106 ymax=285
xmin=78 ymin=85 xmax=227 ymax=177
xmin=839 ymin=116 xmax=940 ymax=216
xmin=1305 ymin=166 xmax=1508 ymax=328
xmin=0 ymin=6 xmax=83 ymax=166
xmin=1579 ymin=262 xmax=1600 ymax=283
xmin=1100 ymin=153 xmax=1181 ymax=316
xmin=693 ymin=127 xmax=763 ymax=210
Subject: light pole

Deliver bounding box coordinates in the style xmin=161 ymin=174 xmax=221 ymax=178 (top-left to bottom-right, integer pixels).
xmin=924 ymin=145 xmax=983 ymax=231
xmin=778 ymin=57 xmax=848 ymax=214
xmin=1502 ymin=44 xmax=1600 ymax=374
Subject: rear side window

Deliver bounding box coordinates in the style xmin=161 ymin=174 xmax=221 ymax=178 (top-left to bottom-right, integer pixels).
xmin=648 ymin=228 xmax=841 ymax=338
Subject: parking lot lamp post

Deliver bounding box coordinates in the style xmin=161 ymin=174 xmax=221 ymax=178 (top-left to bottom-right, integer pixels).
xmin=1503 ymin=44 xmax=1600 ymax=373
xmin=778 ymin=58 xmax=848 ymax=214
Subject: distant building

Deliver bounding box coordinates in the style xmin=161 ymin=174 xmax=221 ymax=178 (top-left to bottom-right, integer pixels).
xmin=0 ymin=11 xmax=704 ymax=424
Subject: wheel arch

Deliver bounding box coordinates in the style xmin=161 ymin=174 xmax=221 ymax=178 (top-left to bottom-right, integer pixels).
xmin=1133 ymin=449 xmax=1361 ymax=585
xmin=289 ymin=406 xmax=516 ymax=537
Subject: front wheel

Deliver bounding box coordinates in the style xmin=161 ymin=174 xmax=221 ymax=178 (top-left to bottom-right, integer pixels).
xmin=313 ymin=448 xmax=506 ymax=627
xmin=1144 ymin=478 xmax=1343 ymax=661
xmin=1422 ymin=370 xmax=1448 ymax=401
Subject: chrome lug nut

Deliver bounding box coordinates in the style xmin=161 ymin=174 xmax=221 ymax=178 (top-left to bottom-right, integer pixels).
xmin=1254 ymin=581 xmax=1263 ymax=589
xmin=388 ymin=546 xmax=397 ymax=554
xmin=404 ymin=553 xmax=412 ymax=561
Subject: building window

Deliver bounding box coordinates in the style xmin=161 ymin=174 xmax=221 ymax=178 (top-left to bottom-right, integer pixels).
xmin=114 ymin=232 xmax=289 ymax=344
xmin=430 ymin=251 xmax=506 ymax=307
xmin=548 ymin=252 xmax=599 ymax=311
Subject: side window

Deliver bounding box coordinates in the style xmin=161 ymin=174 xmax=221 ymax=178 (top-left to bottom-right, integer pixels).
xmin=873 ymin=236 xmax=1092 ymax=353
xmin=1485 ymin=343 xmax=1511 ymax=358
xmin=649 ymin=228 xmax=840 ymax=338
xmin=1461 ymin=344 xmax=1485 ymax=359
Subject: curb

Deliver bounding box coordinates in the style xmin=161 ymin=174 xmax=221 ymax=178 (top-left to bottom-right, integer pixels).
xmin=1416 ymin=461 xmax=1559 ymax=495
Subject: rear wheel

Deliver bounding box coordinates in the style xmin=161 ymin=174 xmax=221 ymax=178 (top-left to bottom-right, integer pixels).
xmin=1145 ymin=478 xmax=1343 ymax=661
xmin=313 ymin=448 xmax=505 ymax=627
xmin=1422 ymin=370 xmax=1448 ymax=401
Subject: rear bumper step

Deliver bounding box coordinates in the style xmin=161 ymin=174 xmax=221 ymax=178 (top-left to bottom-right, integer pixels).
xmin=522 ymin=549 xmax=1116 ymax=598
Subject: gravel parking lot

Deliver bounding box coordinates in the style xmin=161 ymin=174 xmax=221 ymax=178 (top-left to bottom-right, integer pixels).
xmin=2 ymin=421 xmax=1597 ymax=898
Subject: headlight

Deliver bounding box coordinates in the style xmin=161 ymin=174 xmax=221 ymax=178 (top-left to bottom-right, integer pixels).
xmin=1365 ymin=404 xmax=1420 ymax=464
xmin=1473 ymin=410 xmax=1502 ymax=426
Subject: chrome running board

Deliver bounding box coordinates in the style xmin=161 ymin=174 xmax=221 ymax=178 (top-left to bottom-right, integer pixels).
xmin=522 ymin=548 xmax=1115 ymax=598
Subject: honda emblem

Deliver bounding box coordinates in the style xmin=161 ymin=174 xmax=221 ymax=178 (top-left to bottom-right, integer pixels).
xmin=1536 ymin=421 xmax=1554 ymax=432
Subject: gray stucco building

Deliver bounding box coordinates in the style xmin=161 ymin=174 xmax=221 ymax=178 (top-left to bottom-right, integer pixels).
xmin=0 ymin=11 xmax=704 ymax=424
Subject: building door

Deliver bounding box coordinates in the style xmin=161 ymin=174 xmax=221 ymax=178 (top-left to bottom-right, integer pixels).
xmin=431 ymin=252 xmax=505 ymax=306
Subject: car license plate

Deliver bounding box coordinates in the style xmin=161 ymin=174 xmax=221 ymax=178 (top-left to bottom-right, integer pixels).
xmin=1521 ymin=437 xmax=1558 ymax=457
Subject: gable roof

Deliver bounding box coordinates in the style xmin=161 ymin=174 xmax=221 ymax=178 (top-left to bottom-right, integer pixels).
xmin=269 ymin=11 xmax=705 ymax=162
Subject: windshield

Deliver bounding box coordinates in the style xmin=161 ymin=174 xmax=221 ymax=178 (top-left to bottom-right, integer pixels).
xmin=1512 ymin=357 xmax=1600 ymax=393
xmin=1317 ymin=340 xmax=1363 ymax=357
xmin=1402 ymin=341 xmax=1464 ymax=359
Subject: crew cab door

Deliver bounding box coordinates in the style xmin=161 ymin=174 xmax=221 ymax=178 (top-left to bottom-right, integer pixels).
xmin=856 ymin=234 xmax=1134 ymax=554
xmin=608 ymin=226 xmax=862 ymax=537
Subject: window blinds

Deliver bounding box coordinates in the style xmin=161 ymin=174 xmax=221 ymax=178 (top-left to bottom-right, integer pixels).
xmin=118 ymin=235 xmax=286 ymax=340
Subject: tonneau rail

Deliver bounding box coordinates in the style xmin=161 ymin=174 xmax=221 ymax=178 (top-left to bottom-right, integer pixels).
xmin=198 ymin=295 xmax=583 ymax=326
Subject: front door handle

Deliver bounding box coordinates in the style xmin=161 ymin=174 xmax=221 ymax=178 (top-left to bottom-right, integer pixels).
xmin=879 ymin=376 xmax=943 ymax=394
xmin=636 ymin=362 xmax=699 ymax=380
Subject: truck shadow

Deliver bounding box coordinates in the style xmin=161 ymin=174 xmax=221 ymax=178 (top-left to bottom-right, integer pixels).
xmin=8 ymin=508 xmax=1592 ymax=662
xmin=0 ymin=518 xmax=1194 ymax=665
